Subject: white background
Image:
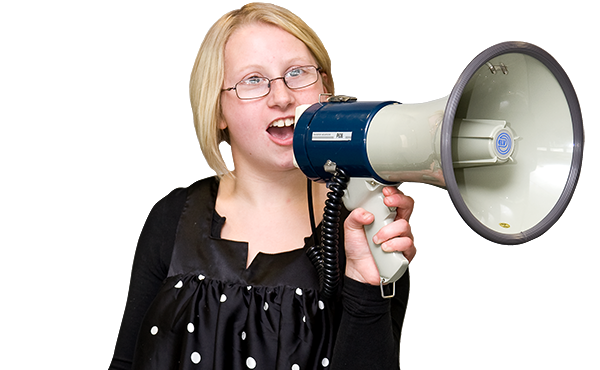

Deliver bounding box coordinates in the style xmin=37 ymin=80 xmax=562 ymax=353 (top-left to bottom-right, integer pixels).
xmin=1 ymin=1 xmax=598 ymax=369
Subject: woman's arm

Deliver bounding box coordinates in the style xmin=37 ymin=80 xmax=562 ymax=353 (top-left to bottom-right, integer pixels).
xmin=332 ymin=272 xmax=409 ymax=370
xmin=332 ymin=186 xmax=415 ymax=369
xmin=108 ymin=188 xmax=187 ymax=370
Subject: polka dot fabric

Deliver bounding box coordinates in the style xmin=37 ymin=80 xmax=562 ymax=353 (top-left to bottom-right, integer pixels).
xmin=130 ymin=178 xmax=336 ymax=369
xmin=133 ymin=275 xmax=333 ymax=369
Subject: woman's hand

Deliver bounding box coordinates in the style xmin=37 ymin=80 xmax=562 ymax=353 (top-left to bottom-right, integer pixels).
xmin=343 ymin=186 xmax=417 ymax=285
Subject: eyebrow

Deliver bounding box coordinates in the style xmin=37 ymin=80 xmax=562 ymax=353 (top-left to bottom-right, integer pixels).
xmin=230 ymin=58 xmax=317 ymax=80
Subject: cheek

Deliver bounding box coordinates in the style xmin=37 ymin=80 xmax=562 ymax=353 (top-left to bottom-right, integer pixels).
xmin=220 ymin=96 xmax=246 ymax=130
xmin=298 ymin=82 xmax=328 ymax=105
xmin=220 ymin=100 xmax=262 ymax=140
xmin=219 ymin=96 xmax=234 ymax=129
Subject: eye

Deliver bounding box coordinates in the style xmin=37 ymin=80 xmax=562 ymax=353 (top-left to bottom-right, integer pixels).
xmin=286 ymin=67 xmax=306 ymax=78
xmin=240 ymin=76 xmax=267 ymax=86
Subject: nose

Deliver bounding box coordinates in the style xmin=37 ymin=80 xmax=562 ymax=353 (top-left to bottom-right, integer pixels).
xmin=267 ymin=78 xmax=294 ymax=109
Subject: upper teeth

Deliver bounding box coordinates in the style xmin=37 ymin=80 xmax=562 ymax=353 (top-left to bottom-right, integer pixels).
xmin=270 ymin=118 xmax=294 ymax=128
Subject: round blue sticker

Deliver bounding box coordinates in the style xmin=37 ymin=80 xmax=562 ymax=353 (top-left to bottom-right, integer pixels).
xmin=495 ymin=131 xmax=512 ymax=156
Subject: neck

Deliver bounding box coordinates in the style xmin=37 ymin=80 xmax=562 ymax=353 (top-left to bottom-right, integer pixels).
xmin=219 ymin=167 xmax=309 ymax=209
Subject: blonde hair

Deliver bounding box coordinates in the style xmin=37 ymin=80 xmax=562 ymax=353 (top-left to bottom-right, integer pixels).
xmin=189 ymin=2 xmax=334 ymax=176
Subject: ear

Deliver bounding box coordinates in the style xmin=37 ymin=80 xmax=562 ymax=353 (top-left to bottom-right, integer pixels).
xmin=320 ymin=72 xmax=330 ymax=94
xmin=218 ymin=120 xmax=230 ymax=144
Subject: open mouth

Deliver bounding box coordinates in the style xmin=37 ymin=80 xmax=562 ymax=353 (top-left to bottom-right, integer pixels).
xmin=267 ymin=117 xmax=295 ymax=142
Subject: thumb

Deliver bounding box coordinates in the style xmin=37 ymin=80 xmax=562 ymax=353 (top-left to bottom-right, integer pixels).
xmin=344 ymin=208 xmax=374 ymax=247
xmin=343 ymin=208 xmax=382 ymax=284
xmin=344 ymin=208 xmax=374 ymax=231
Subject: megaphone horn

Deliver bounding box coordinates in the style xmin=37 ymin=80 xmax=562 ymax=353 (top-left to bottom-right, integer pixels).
xmin=442 ymin=41 xmax=584 ymax=245
xmin=293 ymin=41 xmax=584 ymax=294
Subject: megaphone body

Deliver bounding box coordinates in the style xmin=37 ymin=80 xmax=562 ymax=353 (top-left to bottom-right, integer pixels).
xmin=293 ymin=42 xmax=584 ymax=291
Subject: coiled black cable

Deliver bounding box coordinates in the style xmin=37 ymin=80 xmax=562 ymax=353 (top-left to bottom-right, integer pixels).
xmin=306 ymin=167 xmax=350 ymax=299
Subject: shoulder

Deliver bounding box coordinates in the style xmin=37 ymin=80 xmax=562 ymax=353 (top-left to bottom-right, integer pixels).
xmin=142 ymin=176 xmax=219 ymax=245
xmin=137 ymin=177 xmax=219 ymax=270
xmin=185 ymin=176 xmax=219 ymax=198
xmin=152 ymin=176 xmax=219 ymax=216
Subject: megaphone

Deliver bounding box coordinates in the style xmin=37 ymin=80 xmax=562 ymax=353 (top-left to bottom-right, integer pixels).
xmin=293 ymin=41 xmax=584 ymax=296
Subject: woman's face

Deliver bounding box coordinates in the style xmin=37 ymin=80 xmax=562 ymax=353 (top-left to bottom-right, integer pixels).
xmin=220 ymin=22 xmax=326 ymax=174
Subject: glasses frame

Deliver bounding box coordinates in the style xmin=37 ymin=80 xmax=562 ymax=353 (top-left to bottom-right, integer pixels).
xmin=222 ymin=65 xmax=322 ymax=100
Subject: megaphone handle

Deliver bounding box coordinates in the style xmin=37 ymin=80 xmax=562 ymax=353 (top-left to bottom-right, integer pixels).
xmin=342 ymin=178 xmax=410 ymax=287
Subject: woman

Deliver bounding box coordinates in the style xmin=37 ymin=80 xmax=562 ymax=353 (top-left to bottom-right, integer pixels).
xmin=109 ymin=3 xmax=416 ymax=370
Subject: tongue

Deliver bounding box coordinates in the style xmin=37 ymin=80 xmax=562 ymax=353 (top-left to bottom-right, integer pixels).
xmin=267 ymin=125 xmax=294 ymax=141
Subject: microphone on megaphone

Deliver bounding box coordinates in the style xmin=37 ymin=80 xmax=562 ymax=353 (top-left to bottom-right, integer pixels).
xmin=293 ymin=41 xmax=584 ymax=298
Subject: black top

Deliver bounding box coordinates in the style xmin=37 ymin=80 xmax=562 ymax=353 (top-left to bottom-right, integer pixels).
xmin=109 ymin=177 xmax=410 ymax=370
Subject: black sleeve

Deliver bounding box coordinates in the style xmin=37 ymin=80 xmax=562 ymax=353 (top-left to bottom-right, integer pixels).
xmin=331 ymin=270 xmax=410 ymax=370
xmin=108 ymin=188 xmax=188 ymax=370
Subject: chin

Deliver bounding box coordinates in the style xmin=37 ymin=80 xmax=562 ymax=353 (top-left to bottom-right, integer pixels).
xmin=277 ymin=156 xmax=301 ymax=173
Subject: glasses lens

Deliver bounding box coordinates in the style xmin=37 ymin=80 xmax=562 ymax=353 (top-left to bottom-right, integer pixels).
xmin=233 ymin=66 xmax=320 ymax=99
xmin=285 ymin=66 xmax=319 ymax=89
xmin=236 ymin=77 xmax=270 ymax=99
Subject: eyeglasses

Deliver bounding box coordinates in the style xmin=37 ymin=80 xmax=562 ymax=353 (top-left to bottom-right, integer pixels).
xmin=222 ymin=65 xmax=322 ymax=100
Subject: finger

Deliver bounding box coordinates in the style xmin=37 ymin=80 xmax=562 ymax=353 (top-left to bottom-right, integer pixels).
xmin=390 ymin=238 xmax=417 ymax=263
xmin=381 ymin=238 xmax=417 ymax=262
xmin=383 ymin=187 xmax=414 ymax=221
xmin=373 ymin=218 xmax=412 ymax=246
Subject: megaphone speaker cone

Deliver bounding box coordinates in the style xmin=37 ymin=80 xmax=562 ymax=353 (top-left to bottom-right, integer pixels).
xmin=441 ymin=41 xmax=584 ymax=245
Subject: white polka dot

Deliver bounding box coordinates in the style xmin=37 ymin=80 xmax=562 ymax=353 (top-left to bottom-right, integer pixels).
xmin=247 ymin=285 xmax=252 ymax=290
xmin=198 ymin=274 xmax=205 ymax=281
xmin=295 ymin=287 xmax=303 ymax=296
xmin=318 ymin=300 xmax=325 ymax=310
xmin=292 ymin=364 xmax=300 ymax=370
xmin=263 ymin=302 xmax=269 ymax=311
xmin=321 ymin=357 xmax=330 ymax=367
xmin=302 ymin=315 xmax=306 ymax=323
xmin=246 ymin=356 xmax=257 ymax=369
xmin=187 ymin=322 xmax=195 ymax=333
xmin=220 ymin=294 xmax=227 ymax=302
xmin=150 ymin=326 xmax=159 ymax=335
xmin=174 ymin=280 xmax=183 ymax=289
xmin=241 ymin=331 xmax=247 ymax=340
xmin=191 ymin=351 xmax=201 ymax=364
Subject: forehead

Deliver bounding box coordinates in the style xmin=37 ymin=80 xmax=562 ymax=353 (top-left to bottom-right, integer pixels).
xmin=224 ymin=23 xmax=315 ymax=76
